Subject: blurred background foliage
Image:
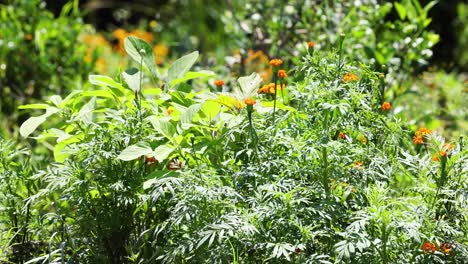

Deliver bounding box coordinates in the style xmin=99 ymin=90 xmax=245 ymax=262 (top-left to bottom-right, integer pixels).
xmin=1 ymin=0 xmax=466 ymax=140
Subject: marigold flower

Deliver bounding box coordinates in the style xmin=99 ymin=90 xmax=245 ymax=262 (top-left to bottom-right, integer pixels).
xmin=145 ymin=156 xmax=158 ymax=167
xmin=343 ymin=73 xmax=359 ymax=82
xmin=422 ymin=241 xmax=437 ymax=253
xmin=440 ymin=243 xmax=453 ymax=255
xmin=269 ymin=58 xmax=283 ymax=67
xmin=442 ymin=143 xmax=455 ymax=152
xmin=415 ymin=127 xmax=432 ymax=137
xmin=413 ymin=135 xmax=424 ymax=145
xmin=244 ymin=98 xmax=256 ymax=106
xmin=277 ymin=69 xmax=288 ymax=78
xmin=432 ymin=155 xmax=439 ymax=162
xmin=214 ymin=80 xmax=225 ymax=87
xmin=258 ymin=83 xmax=285 ymax=94
xmin=307 ymin=41 xmax=315 ymax=48
xmin=353 ymin=161 xmax=364 ymax=169
xmin=338 ymin=132 xmax=347 ymax=140
xmin=440 ymin=151 xmax=447 ymax=157
xmin=167 ymin=108 xmax=174 ymax=116
xmin=381 ymin=102 xmax=392 ymax=111
xmin=153 ymin=44 xmax=169 ymax=64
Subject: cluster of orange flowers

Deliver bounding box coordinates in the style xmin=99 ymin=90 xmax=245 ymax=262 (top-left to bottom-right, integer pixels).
xmin=258 ymin=83 xmax=285 ymax=95
xmin=269 ymin=58 xmax=283 ymax=67
xmin=413 ymin=127 xmax=432 ymax=145
xmin=422 ymin=241 xmax=453 ymax=255
xmin=432 ymin=143 xmax=455 ymax=161
xmin=343 ymin=73 xmax=359 ymax=82
xmin=277 ymin=69 xmax=288 ymax=78
xmin=381 ymin=102 xmax=392 ymax=111
xmin=338 ymin=132 xmax=347 ymax=139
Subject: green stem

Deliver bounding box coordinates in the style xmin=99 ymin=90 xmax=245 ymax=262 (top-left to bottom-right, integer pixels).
xmin=322 ymin=146 xmax=330 ymax=195
xmin=272 ymin=73 xmax=278 ymax=124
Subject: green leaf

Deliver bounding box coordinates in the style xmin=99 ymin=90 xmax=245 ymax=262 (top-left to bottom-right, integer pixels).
xmin=143 ymin=170 xmax=179 ymax=189
xmin=260 ymin=101 xmax=296 ymax=112
xmin=122 ymin=67 xmax=142 ymax=93
xmin=167 ymin=51 xmax=199 ymax=86
xmin=18 ymin=104 xmax=50 ymax=110
xmin=20 ymin=107 xmax=59 ymax=138
xmin=152 ymin=144 xmax=176 ymax=162
xmin=236 ymin=73 xmax=262 ymax=98
xmin=148 ymin=117 xmax=176 ymax=141
xmin=124 ymin=36 xmax=159 ymax=78
xmin=394 ymin=2 xmax=406 ymax=20
xmin=117 ymin=142 xmax=153 ymax=161
xmin=77 ymin=97 xmax=96 ymax=124
xmin=80 ymin=90 xmax=115 ymax=99
xmin=89 ymin=75 xmax=125 ymax=90
xmin=180 ymin=103 xmax=202 ymax=125
xmin=170 ymin=70 xmax=215 ymax=87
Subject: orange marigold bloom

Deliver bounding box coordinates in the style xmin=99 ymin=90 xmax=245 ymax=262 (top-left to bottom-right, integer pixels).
xmin=338 ymin=132 xmax=347 ymax=140
xmin=413 ymin=135 xmax=424 ymax=145
xmin=167 ymin=108 xmax=174 ymax=116
xmin=244 ymin=98 xmax=256 ymax=106
xmin=381 ymin=102 xmax=392 ymax=111
xmin=422 ymin=241 xmax=437 ymax=253
xmin=307 ymin=41 xmax=315 ymax=48
xmin=440 ymin=243 xmax=453 ymax=255
xmin=440 ymin=151 xmax=447 ymax=157
xmin=432 ymin=155 xmax=439 ymax=162
xmin=343 ymin=73 xmax=359 ymax=82
xmin=415 ymin=127 xmax=432 ymax=137
xmin=277 ymin=69 xmax=288 ymax=78
xmin=214 ymin=80 xmax=225 ymax=87
xmin=269 ymin=58 xmax=283 ymax=67
xmin=353 ymin=161 xmax=364 ymax=169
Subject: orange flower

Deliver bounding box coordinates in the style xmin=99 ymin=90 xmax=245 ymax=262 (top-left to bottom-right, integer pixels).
xmin=167 ymin=108 xmax=174 ymax=116
xmin=339 ymin=132 xmax=347 ymax=140
xmin=343 ymin=73 xmax=359 ymax=82
xmin=307 ymin=41 xmax=315 ymax=48
xmin=153 ymin=44 xmax=169 ymax=65
xmin=353 ymin=161 xmax=364 ymax=169
xmin=269 ymin=58 xmax=283 ymax=67
xmin=258 ymin=83 xmax=283 ymax=94
xmin=440 ymin=243 xmax=452 ymax=255
xmin=244 ymin=98 xmax=256 ymax=106
xmin=440 ymin=151 xmax=447 ymax=157
xmin=381 ymin=102 xmax=392 ymax=111
xmin=145 ymin=156 xmax=158 ymax=167
xmin=277 ymin=69 xmax=288 ymax=78
xmin=413 ymin=135 xmax=424 ymax=145
xmin=421 ymin=241 xmax=437 ymax=253
xmin=432 ymin=155 xmax=439 ymax=162
xmin=442 ymin=143 xmax=455 ymax=152
xmin=214 ymin=80 xmax=225 ymax=87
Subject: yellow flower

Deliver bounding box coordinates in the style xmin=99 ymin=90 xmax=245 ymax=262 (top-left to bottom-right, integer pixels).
xmin=343 ymin=73 xmax=359 ymax=82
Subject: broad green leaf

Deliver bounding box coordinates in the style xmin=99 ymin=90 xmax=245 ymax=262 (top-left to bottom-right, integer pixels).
xmin=122 ymin=67 xmax=142 ymax=93
xmin=80 ymin=90 xmax=115 ymax=99
xmin=201 ymin=100 xmax=222 ymax=122
xmin=212 ymin=95 xmax=244 ymax=111
xmin=152 ymin=144 xmax=176 ymax=162
xmin=117 ymin=142 xmax=153 ymax=161
xmin=143 ymin=171 xmax=179 ymax=189
xmin=394 ymin=2 xmax=406 ymax=20
xmin=167 ymin=51 xmax=199 ymax=86
xmin=236 ymin=73 xmax=262 ymax=98
xmin=124 ymin=36 xmax=159 ymax=78
xmin=170 ymin=70 xmax=214 ymax=87
xmin=49 ymin=95 xmax=62 ymax=107
xmin=53 ymin=134 xmax=82 ymax=163
xmin=18 ymin=104 xmax=50 ymax=110
xmin=20 ymin=107 xmax=59 ymax=138
xmin=180 ymin=103 xmax=202 ymax=125
xmin=148 ymin=116 xmax=176 ymax=141
xmin=78 ymin=97 xmax=96 ymax=124
xmin=89 ymin=75 xmax=125 ymax=90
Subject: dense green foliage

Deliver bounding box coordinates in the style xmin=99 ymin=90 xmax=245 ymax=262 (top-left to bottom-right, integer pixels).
xmin=0 ymin=0 xmax=467 ymax=263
